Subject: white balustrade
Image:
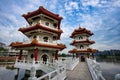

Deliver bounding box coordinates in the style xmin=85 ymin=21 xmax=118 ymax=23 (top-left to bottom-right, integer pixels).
xmin=14 ymin=58 xmax=59 ymax=70
xmin=65 ymin=58 xmax=79 ymax=70
xmin=15 ymin=57 xmax=79 ymax=80
xmin=86 ymin=58 xmax=106 ymax=80
xmin=36 ymin=65 xmax=66 ymax=80
xmin=114 ymin=74 xmax=120 ymax=80
xmin=28 ymin=57 xmax=78 ymax=80
xmin=14 ymin=58 xmax=43 ymax=70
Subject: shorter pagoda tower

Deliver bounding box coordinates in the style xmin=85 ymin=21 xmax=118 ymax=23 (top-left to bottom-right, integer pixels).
xmin=10 ymin=6 xmax=66 ymax=71
xmin=69 ymin=27 xmax=98 ymax=61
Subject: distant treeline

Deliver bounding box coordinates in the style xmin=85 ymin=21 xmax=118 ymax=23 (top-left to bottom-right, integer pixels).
xmin=58 ymin=53 xmax=72 ymax=57
xmin=95 ymin=50 xmax=120 ymax=59
xmin=0 ymin=47 xmax=7 ymax=51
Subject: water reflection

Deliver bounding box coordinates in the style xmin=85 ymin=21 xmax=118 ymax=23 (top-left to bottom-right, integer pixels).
xmin=0 ymin=58 xmax=120 ymax=80
xmin=0 ymin=64 xmax=46 ymax=80
xmin=96 ymin=57 xmax=120 ymax=80
xmin=0 ymin=65 xmax=30 ymax=80
xmin=0 ymin=66 xmax=17 ymax=80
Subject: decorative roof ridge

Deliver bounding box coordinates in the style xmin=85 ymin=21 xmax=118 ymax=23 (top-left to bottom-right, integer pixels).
xmin=70 ymin=39 xmax=95 ymax=45
xmin=10 ymin=38 xmax=66 ymax=50
xmin=38 ymin=6 xmax=63 ymax=19
xmin=70 ymin=27 xmax=94 ymax=38
xmin=68 ymin=48 xmax=98 ymax=53
xmin=22 ymin=6 xmax=63 ymax=20
xmin=19 ymin=22 xmax=63 ymax=33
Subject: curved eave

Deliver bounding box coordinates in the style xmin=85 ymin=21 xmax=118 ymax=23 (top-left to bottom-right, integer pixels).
xmin=10 ymin=39 xmax=66 ymax=51
xmin=19 ymin=23 xmax=63 ymax=39
xmin=68 ymin=49 xmax=98 ymax=53
xmin=70 ymin=27 xmax=93 ymax=38
xmin=70 ymin=32 xmax=93 ymax=38
xmin=22 ymin=6 xmax=63 ymax=21
xmin=70 ymin=40 xmax=95 ymax=45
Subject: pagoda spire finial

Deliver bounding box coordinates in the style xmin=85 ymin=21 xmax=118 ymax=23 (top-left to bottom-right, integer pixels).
xmin=79 ymin=24 xmax=81 ymax=29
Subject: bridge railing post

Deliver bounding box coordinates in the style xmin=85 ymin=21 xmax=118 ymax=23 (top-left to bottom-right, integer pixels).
xmin=86 ymin=58 xmax=106 ymax=80
xmin=114 ymin=74 xmax=120 ymax=80
xmin=28 ymin=67 xmax=37 ymax=80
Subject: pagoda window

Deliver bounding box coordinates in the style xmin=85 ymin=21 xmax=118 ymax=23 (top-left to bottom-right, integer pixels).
xmin=34 ymin=36 xmax=37 ymax=38
xmin=53 ymin=23 xmax=57 ymax=28
xmin=29 ymin=21 xmax=33 ymax=25
xmin=44 ymin=16 xmax=54 ymax=22
xmin=32 ymin=16 xmax=40 ymax=21
xmin=43 ymin=37 xmax=49 ymax=42
xmin=80 ymin=45 xmax=84 ymax=49
xmin=31 ymin=54 xmax=34 ymax=59
xmin=53 ymin=36 xmax=57 ymax=40
xmin=42 ymin=49 xmax=49 ymax=53
xmin=41 ymin=20 xmax=44 ymax=24
xmin=79 ymin=36 xmax=83 ymax=40
xmin=76 ymin=45 xmax=78 ymax=48
xmin=45 ymin=22 xmax=49 ymax=26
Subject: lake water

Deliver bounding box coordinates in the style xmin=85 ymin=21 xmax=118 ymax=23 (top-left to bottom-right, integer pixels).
xmin=96 ymin=58 xmax=120 ymax=80
xmin=0 ymin=65 xmax=17 ymax=80
xmin=0 ymin=58 xmax=120 ymax=80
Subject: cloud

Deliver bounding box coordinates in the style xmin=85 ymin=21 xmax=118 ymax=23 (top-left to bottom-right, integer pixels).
xmin=92 ymin=43 xmax=120 ymax=51
xmin=0 ymin=25 xmax=27 ymax=45
xmin=0 ymin=0 xmax=120 ymax=51
xmin=0 ymin=13 xmax=22 ymax=26
xmin=65 ymin=1 xmax=79 ymax=11
xmin=79 ymin=14 xmax=103 ymax=31
xmin=11 ymin=4 xmax=26 ymax=15
xmin=112 ymin=0 xmax=120 ymax=7
xmin=61 ymin=26 xmax=74 ymax=39
xmin=81 ymin=0 xmax=99 ymax=7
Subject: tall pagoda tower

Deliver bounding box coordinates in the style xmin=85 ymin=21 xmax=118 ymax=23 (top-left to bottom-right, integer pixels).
xmin=69 ymin=27 xmax=98 ymax=61
xmin=10 ymin=6 xmax=66 ymax=70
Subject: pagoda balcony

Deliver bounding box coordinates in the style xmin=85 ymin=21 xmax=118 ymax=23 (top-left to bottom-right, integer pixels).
xmin=14 ymin=58 xmax=57 ymax=72
xmin=23 ymin=40 xmax=57 ymax=45
xmin=38 ymin=40 xmax=57 ymax=45
xmin=14 ymin=58 xmax=42 ymax=70
xmin=29 ymin=21 xmax=58 ymax=31
xmin=75 ymin=48 xmax=88 ymax=50
xmin=71 ymin=39 xmax=95 ymax=45
xmin=74 ymin=38 xmax=91 ymax=41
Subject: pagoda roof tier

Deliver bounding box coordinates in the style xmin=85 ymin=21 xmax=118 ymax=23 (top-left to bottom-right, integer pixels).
xmin=68 ymin=48 xmax=98 ymax=53
xmin=70 ymin=27 xmax=93 ymax=38
xmin=70 ymin=39 xmax=95 ymax=45
xmin=19 ymin=23 xmax=63 ymax=39
xmin=10 ymin=38 xmax=66 ymax=51
xmin=22 ymin=6 xmax=63 ymax=21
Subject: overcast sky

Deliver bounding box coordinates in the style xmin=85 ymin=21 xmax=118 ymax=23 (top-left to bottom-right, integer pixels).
xmin=0 ymin=0 xmax=120 ymax=53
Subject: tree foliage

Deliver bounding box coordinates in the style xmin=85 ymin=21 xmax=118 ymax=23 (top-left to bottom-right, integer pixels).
xmin=0 ymin=47 xmax=7 ymax=51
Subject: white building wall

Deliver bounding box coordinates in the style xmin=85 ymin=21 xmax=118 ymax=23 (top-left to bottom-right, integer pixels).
xmin=29 ymin=33 xmax=57 ymax=44
xmin=75 ymin=44 xmax=89 ymax=50
xmin=26 ymin=50 xmax=55 ymax=62
xmin=28 ymin=14 xmax=58 ymax=30
xmin=74 ymin=34 xmax=89 ymax=40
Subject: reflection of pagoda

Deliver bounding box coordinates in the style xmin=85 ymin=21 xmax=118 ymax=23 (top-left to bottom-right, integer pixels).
xmin=69 ymin=27 xmax=98 ymax=61
xmin=10 ymin=6 xmax=66 ymax=71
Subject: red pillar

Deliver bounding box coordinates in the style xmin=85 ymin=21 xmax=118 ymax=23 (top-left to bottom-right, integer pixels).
xmin=18 ymin=50 xmax=22 ymax=60
xmin=55 ymin=50 xmax=58 ymax=60
xmin=73 ymin=53 xmax=75 ymax=58
xmin=87 ymin=53 xmax=90 ymax=58
xmin=76 ymin=53 xmax=78 ymax=58
xmin=34 ymin=48 xmax=38 ymax=61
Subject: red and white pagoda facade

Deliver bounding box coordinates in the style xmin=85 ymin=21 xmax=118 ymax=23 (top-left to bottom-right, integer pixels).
xmin=10 ymin=6 xmax=66 ymax=70
xmin=69 ymin=27 xmax=98 ymax=61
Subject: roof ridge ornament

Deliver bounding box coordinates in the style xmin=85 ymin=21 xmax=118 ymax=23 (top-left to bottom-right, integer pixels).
xmin=79 ymin=24 xmax=81 ymax=29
